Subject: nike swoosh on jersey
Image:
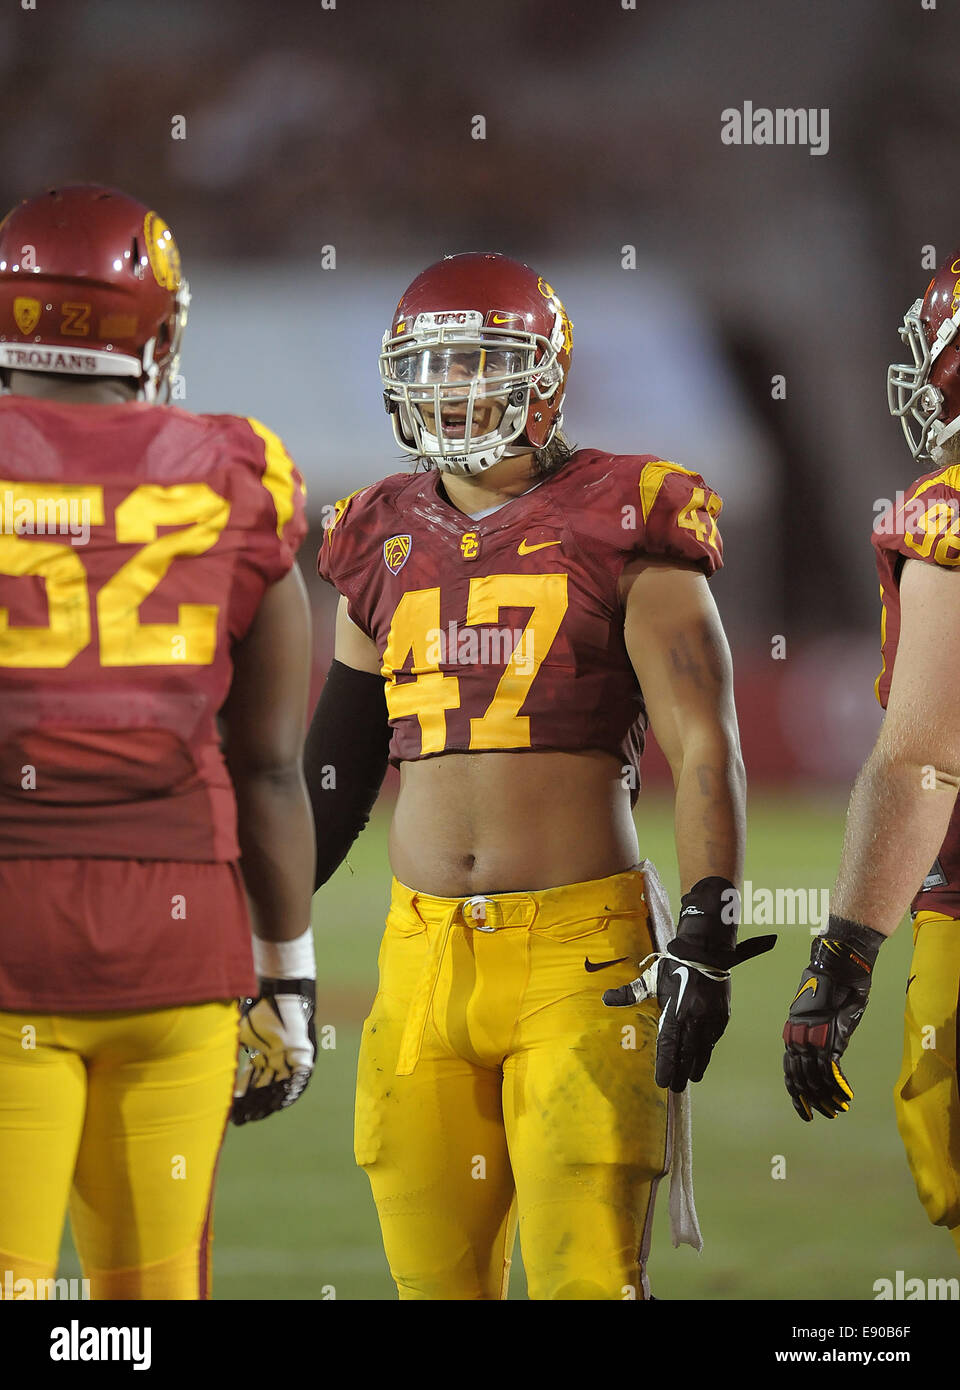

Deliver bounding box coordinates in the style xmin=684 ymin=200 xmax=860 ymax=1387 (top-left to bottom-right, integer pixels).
xmin=793 ymin=977 xmax=818 ymax=1002
xmin=518 ymin=538 xmax=562 ymax=555
xmin=584 ymin=956 xmax=629 ymax=972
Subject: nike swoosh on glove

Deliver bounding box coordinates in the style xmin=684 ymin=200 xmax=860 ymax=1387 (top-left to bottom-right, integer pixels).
xmin=603 ymin=876 xmax=776 ymax=1092
xmin=653 ymin=953 xmax=730 ymax=1092
xmin=232 ymin=977 xmax=317 ymax=1125
xmin=783 ymin=917 xmax=884 ymax=1122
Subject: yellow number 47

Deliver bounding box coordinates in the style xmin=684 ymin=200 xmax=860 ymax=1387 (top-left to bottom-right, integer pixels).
xmin=677 ymin=485 xmax=721 ymax=551
xmin=382 ymin=573 xmax=568 ymax=754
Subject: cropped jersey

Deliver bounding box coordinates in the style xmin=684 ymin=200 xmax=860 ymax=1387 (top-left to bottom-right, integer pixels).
xmin=318 ymin=449 xmax=723 ymax=788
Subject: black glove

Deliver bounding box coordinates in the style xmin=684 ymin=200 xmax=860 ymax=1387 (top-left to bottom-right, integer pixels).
xmin=782 ymin=916 xmax=885 ymax=1121
xmin=232 ymin=977 xmax=317 ymax=1125
xmin=604 ymin=876 xmax=776 ymax=1092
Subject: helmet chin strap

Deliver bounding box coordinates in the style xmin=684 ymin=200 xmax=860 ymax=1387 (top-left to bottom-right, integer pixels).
xmin=428 ymin=427 xmax=553 ymax=476
xmin=414 ymin=392 xmax=530 ymax=475
xmin=430 ymin=437 xmax=508 ymax=475
xmin=930 ymin=414 xmax=960 ymax=460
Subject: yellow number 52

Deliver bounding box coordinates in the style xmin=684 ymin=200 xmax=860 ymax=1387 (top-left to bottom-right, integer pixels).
xmin=0 ymin=482 xmax=230 ymax=668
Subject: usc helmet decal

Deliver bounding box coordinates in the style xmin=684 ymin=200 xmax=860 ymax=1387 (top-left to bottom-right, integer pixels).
xmin=0 ymin=184 xmax=189 ymax=401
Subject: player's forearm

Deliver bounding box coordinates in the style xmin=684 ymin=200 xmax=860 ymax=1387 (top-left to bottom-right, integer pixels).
xmin=304 ymin=660 xmax=392 ymax=892
xmin=233 ymin=765 xmax=316 ymax=942
xmin=671 ymin=730 xmax=746 ymax=893
xmin=832 ymin=745 xmax=958 ymax=936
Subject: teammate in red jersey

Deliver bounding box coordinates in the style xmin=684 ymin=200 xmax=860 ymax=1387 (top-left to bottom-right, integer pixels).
xmin=0 ymin=186 xmax=315 ymax=1300
xmin=307 ymin=252 xmax=772 ymax=1300
xmin=782 ymin=250 xmax=960 ymax=1254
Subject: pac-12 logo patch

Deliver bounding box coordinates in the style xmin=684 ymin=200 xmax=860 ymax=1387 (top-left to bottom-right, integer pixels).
xmin=383 ymin=534 xmax=411 ymax=574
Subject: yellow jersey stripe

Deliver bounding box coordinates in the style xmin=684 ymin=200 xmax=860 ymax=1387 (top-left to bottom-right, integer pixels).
xmin=912 ymin=462 xmax=960 ymax=500
xmin=326 ymin=487 xmax=365 ymax=539
xmin=874 ymin=581 xmax=887 ymax=706
xmin=638 ymin=459 xmax=698 ymax=524
xmin=246 ymin=417 xmax=301 ymax=539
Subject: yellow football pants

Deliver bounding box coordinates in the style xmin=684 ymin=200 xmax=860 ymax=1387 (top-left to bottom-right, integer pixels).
xmin=895 ymin=911 xmax=960 ymax=1255
xmin=0 ymin=1001 xmax=239 ymax=1299
xmin=355 ymin=870 xmax=669 ymax=1300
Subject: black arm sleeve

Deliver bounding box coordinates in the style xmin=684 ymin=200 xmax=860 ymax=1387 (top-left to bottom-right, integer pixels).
xmin=304 ymin=659 xmax=392 ymax=892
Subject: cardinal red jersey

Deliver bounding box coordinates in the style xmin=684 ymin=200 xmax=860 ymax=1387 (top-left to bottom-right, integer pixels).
xmin=0 ymin=396 xmax=306 ymax=1009
xmin=318 ymin=450 xmax=722 ymax=784
xmin=874 ymin=462 xmax=960 ymax=916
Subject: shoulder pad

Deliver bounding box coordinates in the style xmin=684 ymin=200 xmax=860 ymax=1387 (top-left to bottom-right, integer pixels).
xmin=317 ymin=472 xmax=409 ymax=587
xmin=243 ymin=417 xmax=308 ymax=548
xmin=572 ymin=453 xmax=723 ymax=574
xmin=193 ymin=414 xmax=307 ymax=584
xmin=873 ymin=463 xmax=960 ymax=569
xmin=635 ymin=458 xmax=722 ymax=573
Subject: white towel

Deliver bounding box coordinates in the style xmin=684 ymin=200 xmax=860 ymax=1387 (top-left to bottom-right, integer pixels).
xmin=639 ymin=859 xmax=703 ymax=1254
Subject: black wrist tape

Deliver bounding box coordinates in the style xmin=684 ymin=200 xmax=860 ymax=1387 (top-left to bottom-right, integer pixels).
xmin=811 ymin=914 xmax=885 ymax=978
xmin=672 ymin=876 xmax=740 ymax=964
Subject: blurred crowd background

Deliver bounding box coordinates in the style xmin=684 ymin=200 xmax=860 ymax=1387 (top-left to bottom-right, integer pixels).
xmin=12 ymin=0 xmax=960 ymax=1306
xmin=2 ymin=0 xmax=956 ymax=785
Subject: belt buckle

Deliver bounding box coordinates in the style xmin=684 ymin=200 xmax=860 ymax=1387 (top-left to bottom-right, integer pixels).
xmin=463 ymin=895 xmax=496 ymax=932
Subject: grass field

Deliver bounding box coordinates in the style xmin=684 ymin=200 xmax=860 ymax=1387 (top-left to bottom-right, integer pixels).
xmin=58 ymin=791 xmax=960 ymax=1300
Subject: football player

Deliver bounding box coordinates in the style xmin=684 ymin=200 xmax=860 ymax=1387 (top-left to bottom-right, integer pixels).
xmin=0 ymin=186 xmax=315 ymax=1299
xmin=782 ymin=251 xmax=960 ymax=1254
xmin=306 ymin=252 xmax=772 ymax=1300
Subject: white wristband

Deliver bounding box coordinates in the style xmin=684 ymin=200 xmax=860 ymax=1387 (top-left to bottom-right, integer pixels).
xmin=252 ymin=924 xmax=316 ymax=980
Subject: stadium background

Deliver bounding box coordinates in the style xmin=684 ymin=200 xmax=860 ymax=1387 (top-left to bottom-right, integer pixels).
xmin=4 ymin=0 xmax=959 ymax=1298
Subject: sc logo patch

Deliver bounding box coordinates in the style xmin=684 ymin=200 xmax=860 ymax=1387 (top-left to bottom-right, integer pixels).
xmin=460 ymin=531 xmax=480 ymax=560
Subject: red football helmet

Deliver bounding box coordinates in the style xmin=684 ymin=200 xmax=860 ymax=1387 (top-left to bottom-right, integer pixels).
xmin=889 ymin=251 xmax=960 ymax=462
xmin=379 ymin=252 xmax=573 ymax=474
xmin=0 ymin=184 xmax=189 ymax=400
